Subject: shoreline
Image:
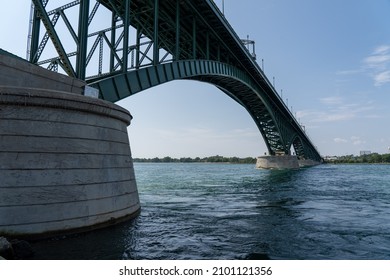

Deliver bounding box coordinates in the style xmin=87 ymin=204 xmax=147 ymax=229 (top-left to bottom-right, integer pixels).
xmin=133 ymin=156 xmax=257 ymax=164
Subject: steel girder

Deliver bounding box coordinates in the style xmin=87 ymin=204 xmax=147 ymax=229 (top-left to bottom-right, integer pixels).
xmin=28 ymin=0 xmax=322 ymax=162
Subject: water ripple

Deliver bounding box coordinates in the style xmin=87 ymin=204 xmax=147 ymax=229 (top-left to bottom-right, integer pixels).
xmin=31 ymin=163 xmax=390 ymax=259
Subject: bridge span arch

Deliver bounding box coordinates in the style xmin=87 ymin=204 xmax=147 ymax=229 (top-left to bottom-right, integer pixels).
xmin=28 ymin=0 xmax=322 ymax=163
xmin=90 ymin=60 xmax=321 ymax=162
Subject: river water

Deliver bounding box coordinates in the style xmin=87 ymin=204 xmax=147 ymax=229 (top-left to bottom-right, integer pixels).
xmin=32 ymin=163 xmax=390 ymax=260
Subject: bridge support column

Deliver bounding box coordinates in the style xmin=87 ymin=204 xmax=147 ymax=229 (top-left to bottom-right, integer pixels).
xmin=0 ymin=52 xmax=140 ymax=239
xmin=256 ymin=155 xmax=299 ymax=169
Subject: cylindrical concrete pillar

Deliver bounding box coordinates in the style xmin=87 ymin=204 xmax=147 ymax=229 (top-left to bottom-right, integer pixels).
xmin=256 ymin=155 xmax=299 ymax=169
xmin=0 ymin=87 xmax=140 ymax=238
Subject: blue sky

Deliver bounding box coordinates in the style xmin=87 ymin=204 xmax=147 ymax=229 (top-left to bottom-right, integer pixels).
xmin=1 ymin=0 xmax=390 ymax=158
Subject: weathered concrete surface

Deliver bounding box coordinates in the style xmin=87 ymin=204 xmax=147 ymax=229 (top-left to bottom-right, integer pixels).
xmin=0 ymin=86 xmax=140 ymax=238
xmin=298 ymin=159 xmax=321 ymax=168
xmin=0 ymin=50 xmax=85 ymax=94
xmin=0 ymin=51 xmax=140 ymax=238
xmin=256 ymin=155 xmax=300 ymax=169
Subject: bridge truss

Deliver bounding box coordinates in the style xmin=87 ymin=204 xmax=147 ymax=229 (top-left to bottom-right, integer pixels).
xmin=28 ymin=0 xmax=322 ymax=162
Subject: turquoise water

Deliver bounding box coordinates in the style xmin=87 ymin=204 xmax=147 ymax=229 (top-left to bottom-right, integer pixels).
xmin=32 ymin=163 xmax=390 ymax=259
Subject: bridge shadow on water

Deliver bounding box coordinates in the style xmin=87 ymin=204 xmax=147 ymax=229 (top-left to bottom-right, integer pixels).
xmin=30 ymin=219 xmax=138 ymax=260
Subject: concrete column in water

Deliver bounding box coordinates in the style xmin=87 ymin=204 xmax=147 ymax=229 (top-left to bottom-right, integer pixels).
xmin=256 ymin=155 xmax=300 ymax=169
xmin=0 ymin=51 xmax=140 ymax=238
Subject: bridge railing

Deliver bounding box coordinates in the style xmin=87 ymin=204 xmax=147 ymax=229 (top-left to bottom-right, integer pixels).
xmin=207 ymin=1 xmax=293 ymax=115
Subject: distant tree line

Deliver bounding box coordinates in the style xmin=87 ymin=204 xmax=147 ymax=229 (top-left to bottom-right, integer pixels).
xmin=326 ymin=153 xmax=390 ymax=164
xmin=133 ymin=155 xmax=256 ymax=164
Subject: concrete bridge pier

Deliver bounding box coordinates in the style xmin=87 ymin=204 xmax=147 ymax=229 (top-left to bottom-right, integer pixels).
xmin=0 ymin=52 xmax=140 ymax=238
xmin=256 ymin=155 xmax=300 ymax=169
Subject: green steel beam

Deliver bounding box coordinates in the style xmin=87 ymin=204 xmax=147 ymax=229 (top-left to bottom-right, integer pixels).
xmin=153 ymin=0 xmax=159 ymax=65
xmin=31 ymin=0 xmax=75 ymax=77
xmin=136 ymin=24 xmax=141 ymax=68
xmin=60 ymin=10 xmax=78 ymax=43
xmin=123 ymin=0 xmax=130 ymax=72
xmin=206 ymin=32 xmax=210 ymax=60
xmin=110 ymin=12 xmax=116 ymax=72
xmin=175 ymin=0 xmax=180 ymax=60
xmin=32 ymin=13 xmax=60 ymax=63
xmin=76 ymin=0 xmax=89 ymax=80
xmin=192 ymin=16 xmax=196 ymax=59
xmin=88 ymin=1 xmax=100 ymax=24
xmin=29 ymin=7 xmax=41 ymax=63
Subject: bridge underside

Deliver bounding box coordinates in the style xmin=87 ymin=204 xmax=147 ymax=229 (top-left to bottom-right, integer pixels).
xmin=29 ymin=0 xmax=322 ymax=162
xmin=91 ymin=60 xmax=321 ymax=161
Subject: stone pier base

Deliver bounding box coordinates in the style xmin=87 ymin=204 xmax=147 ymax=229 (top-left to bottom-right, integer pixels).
xmin=256 ymin=155 xmax=299 ymax=169
xmin=0 ymin=51 xmax=140 ymax=239
xmin=0 ymin=87 xmax=140 ymax=238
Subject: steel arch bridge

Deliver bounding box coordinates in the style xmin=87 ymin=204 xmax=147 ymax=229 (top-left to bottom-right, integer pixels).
xmin=28 ymin=0 xmax=322 ymax=162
